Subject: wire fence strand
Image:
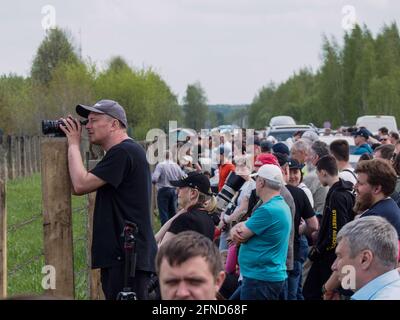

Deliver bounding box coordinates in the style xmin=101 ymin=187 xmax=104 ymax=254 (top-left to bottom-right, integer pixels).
xmin=8 ymin=251 xmax=45 ymax=277
xmin=7 ymin=214 xmax=42 ymax=233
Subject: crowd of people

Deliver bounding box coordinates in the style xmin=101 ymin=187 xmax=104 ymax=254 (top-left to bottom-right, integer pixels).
xmin=60 ymin=99 xmax=400 ymax=300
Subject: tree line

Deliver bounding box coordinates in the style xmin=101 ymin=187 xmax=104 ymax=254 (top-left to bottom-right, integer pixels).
xmin=248 ymin=23 xmax=400 ymax=129
xmin=2 ymin=23 xmax=399 ymax=137
xmin=0 ymin=28 xmax=182 ymax=139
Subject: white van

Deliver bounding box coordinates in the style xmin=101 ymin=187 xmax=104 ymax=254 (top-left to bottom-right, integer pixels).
xmin=269 ymin=116 xmax=296 ymax=127
xmin=356 ymin=115 xmax=398 ymax=134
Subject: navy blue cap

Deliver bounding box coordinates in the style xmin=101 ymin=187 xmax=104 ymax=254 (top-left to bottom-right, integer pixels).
xmin=272 ymin=142 xmax=290 ymax=156
xmin=352 ymin=128 xmax=371 ymax=139
xmin=288 ymin=158 xmax=304 ymax=170
xmin=170 ymin=172 xmax=212 ymax=195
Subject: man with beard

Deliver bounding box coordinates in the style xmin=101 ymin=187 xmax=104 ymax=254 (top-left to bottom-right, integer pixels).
xmin=323 ymin=158 xmax=400 ymax=299
xmin=303 ymin=155 xmax=355 ymax=300
xmin=354 ymin=159 xmax=400 ymax=235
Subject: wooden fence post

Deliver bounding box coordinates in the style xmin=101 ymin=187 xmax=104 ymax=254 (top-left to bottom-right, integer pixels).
xmin=41 ymin=137 xmax=75 ymax=299
xmin=0 ymin=179 xmax=6 ymax=298
xmin=20 ymin=136 xmax=26 ymax=178
xmin=32 ymin=136 xmax=38 ymax=174
xmin=7 ymin=136 xmax=16 ymax=180
xmin=0 ymin=142 xmax=7 ymax=183
xmin=15 ymin=136 xmax=21 ymax=178
xmin=36 ymin=136 xmax=41 ymax=174
xmin=25 ymin=136 xmax=32 ymax=176
xmin=86 ymin=156 xmax=104 ymax=300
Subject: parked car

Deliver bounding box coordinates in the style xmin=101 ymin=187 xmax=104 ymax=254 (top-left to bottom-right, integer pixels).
xmin=266 ymin=124 xmax=317 ymax=142
xmin=269 ymin=116 xmax=296 ymax=127
xmin=356 ymin=115 xmax=398 ymax=134
xmin=169 ymin=128 xmax=197 ymax=142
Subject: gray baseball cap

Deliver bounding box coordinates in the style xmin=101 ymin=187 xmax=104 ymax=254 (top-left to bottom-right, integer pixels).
xmin=76 ymin=99 xmax=128 ymax=128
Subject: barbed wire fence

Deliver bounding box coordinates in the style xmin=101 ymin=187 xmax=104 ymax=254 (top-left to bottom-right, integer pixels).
xmin=5 ymin=204 xmax=90 ymax=298
xmin=0 ymin=136 xmax=155 ymax=299
xmin=0 ymin=136 xmax=104 ymax=299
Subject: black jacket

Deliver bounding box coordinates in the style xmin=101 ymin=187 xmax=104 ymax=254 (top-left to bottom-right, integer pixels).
xmin=315 ymin=179 xmax=355 ymax=256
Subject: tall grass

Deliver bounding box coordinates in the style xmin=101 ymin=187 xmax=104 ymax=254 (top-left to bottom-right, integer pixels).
xmin=6 ymin=174 xmax=161 ymax=299
xmin=6 ymin=174 xmax=87 ymax=298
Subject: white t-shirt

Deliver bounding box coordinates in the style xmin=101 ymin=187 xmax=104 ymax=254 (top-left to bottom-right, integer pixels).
xmin=237 ymin=179 xmax=256 ymax=205
xmin=339 ymin=167 xmax=357 ymax=185
xmin=298 ymin=182 xmax=314 ymax=208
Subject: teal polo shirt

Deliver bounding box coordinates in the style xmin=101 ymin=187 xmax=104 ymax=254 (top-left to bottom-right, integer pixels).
xmin=238 ymin=195 xmax=292 ymax=282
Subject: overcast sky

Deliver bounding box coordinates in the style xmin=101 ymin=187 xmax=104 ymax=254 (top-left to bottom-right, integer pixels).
xmin=1 ymin=0 xmax=399 ymax=104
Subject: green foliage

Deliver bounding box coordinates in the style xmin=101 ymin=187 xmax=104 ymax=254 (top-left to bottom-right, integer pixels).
xmin=0 ymin=29 xmax=181 ymax=139
xmin=183 ymin=82 xmax=208 ymax=130
xmin=248 ymin=22 xmax=400 ymax=129
xmin=31 ymin=28 xmax=80 ymax=85
xmin=208 ymin=104 xmax=248 ymax=127
xmin=95 ymin=66 xmax=181 ymax=139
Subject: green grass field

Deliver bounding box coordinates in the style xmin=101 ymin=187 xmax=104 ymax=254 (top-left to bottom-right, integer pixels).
xmin=7 ymin=174 xmax=88 ymax=299
xmin=6 ymin=174 xmax=161 ymax=299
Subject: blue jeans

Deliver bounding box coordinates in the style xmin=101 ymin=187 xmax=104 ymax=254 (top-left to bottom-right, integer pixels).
xmin=240 ymin=277 xmax=285 ymax=300
xmin=287 ymin=260 xmax=303 ymax=300
xmin=157 ymin=187 xmax=177 ymax=225
xmin=219 ymin=227 xmax=230 ymax=251
xmin=229 ymin=281 xmax=242 ymax=300
xmin=281 ymin=235 xmax=309 ymax=300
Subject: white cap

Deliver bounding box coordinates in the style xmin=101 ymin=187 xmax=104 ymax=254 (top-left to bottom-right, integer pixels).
xmin=250 ymin=164 xmax=284 ymax=186
xmin=180 ymin=155 xmax=193 ymax=165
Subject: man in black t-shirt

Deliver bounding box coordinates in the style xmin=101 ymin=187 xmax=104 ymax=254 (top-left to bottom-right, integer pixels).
xmin=60 ymin=99 xmax=157 ymax=300
xmin=159 ymin=172 xmax=215 ymax=246
xmin=275 ymin=153 xmax=319 ymax=300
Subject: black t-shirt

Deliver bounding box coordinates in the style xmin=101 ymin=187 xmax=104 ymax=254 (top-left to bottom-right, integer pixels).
xmin=168 ymin=206 xmax=215 ymax=241
xmin=361 ymin=198 xmax=400 ymax=239
xmin=286 ymin=185 xmax=315 ymax=260
xmin=90 ymin=139 xmax=157 ymax=271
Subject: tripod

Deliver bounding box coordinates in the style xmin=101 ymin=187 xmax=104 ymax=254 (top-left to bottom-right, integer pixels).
xmin=117 ymin=221 xmax=138 ymax=300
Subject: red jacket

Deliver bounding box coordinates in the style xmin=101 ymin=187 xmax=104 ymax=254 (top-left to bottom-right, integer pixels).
xmin=218 ymin=163 xmax=236 ymax=191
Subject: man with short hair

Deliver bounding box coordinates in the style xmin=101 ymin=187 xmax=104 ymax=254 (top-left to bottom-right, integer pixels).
xmin=390 ymin=132 xmax=400 ymax=145
xmin=276 ymin=153 xmax=319 ymax=300
xmin=332 ymin=216 xmax=400 ymax=300
xmin=354 ymin=159 xmax=400 ymax=235
xmin=290 ymin=140 xmax=310 ymax=166
xmin=156 ymin=231 xmax=226 ymax=300
xmin=303 ymin=155 xmax=354 ymax=300
xmin=247 ymin=153 xmax=296 ymax=276
xmin=379 ymin=134 xmax=392 ymax=145
xmin=303 ymin=141 xmax=330 ymax=215
xmin=60 ymin=99 xmax=157 ymax=300
xmin=378 ymin=126 xmax=389 ymax=139
xmin=352 ymin=128 xmax=373 ymax=155
xmin=230 ymin=164 xmax=292 ymax=300
xmin=260 ymin=140 xmax=273 ymax=154
xmin=323 ymin=159 xmax=400 ymax=299
xmin=373 ymin=144 xmax=395 ymax=162
xmin=152 ymin=152 xmax=185 ymax=225
xmin=329 ymin=139 xmax=357 ymax=186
